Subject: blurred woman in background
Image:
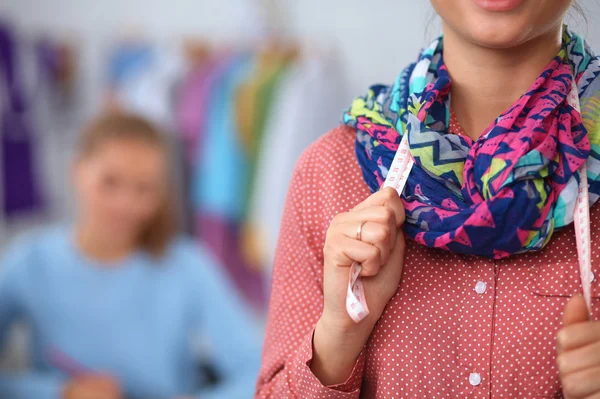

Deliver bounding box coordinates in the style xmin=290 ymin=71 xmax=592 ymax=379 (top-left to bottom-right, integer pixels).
xmin=0 ymin=113 xmax=260 ymax=399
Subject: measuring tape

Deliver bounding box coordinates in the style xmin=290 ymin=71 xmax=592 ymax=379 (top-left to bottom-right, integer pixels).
xmin=568 ymin=81 xmax=593 ymax=312
xmin=346 ymin=133 xmax=414 ymax=323
xmin=346 ymin=79 xmax=593 ymax=323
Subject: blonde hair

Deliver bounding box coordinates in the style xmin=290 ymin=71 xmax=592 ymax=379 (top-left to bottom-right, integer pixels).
xmin=77 ymin=112 xmax=178 ymax=258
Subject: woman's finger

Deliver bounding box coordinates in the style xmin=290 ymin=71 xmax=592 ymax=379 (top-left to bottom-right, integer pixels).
xmin=338 ymin=221 xmax=393 ymax=265
xmin=356 ymin=206 xmax=397 ymax=250
xmin=324 ymin=235 xmax=382 ymax=276
xmin=330 ymin=207 xmax=397 ymax=252
xmin=558 ymin=341 xmax=600 ymax=376
xmin=352 ymin=187 xmax=405 ymax=227
xmin=333 ymin=205 xmax=396 ymax=227
xmin=561 ymin=366 xmax=600 ymax=399
xmin=558 ymin=321 xmax=600 ymax=353
xmin=333 ymin=205 xmax=398 ymax=249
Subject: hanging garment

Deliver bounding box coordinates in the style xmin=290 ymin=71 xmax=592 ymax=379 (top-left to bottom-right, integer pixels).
xmin=107 ymin=42 xmax=153 ymax=88
xmin=175 ymin=53 xmax=233 ymax=162
xmin=242 ymin=54 xmax=290 ymax=219
xmin=174 ymin=53 xmax=233 ymax=234
xmin=235 ymin=50 xmax=288 ymax=159
xmin=234 ymin=51 xmax=291 ymax=223
xmin=193 ymin=54 xmax=266 ymax=308
xmin=197 ymin=213 xmax=266 ymax=310
xmin=32 ymin=38 xmax=83 ymax=225
xmin=117 ymin=45 xmax=185 ymax=128
xmin=193 ymin=54 xmax=253 ymax=220
xmin=0 ymin=22 xmax=44 ymax=218
xmin=105 ymin=42 xmax=153 ymax=111
xmin=243 ymin=54 xmax=346 ymax=271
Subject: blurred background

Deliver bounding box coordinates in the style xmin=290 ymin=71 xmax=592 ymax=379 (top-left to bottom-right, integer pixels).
xmin=0 ymin=0 xmax=599 ymax=397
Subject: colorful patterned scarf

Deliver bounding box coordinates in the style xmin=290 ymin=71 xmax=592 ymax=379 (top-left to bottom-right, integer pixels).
xmin=344 ymin=28 xmax=600 ymax=258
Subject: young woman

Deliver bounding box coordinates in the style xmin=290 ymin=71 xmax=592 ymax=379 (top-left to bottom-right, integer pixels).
xmin=0 ymin=113 xmax=260 ymax=399
xmin=257 ymin=1 xmax=600 ymax=398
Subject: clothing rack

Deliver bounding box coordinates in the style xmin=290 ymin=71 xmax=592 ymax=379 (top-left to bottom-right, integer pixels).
xmin=0 ymin=20 xmax=347 ymax=313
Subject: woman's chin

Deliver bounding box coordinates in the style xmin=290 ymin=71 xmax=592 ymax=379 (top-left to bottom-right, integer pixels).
xmin=434 ymin=0 xmax=566 ymax=50
xmin=469 ymin=26 xmax=533 ymax=49
xmin=450 ymin=16 xmax=539 ymax=49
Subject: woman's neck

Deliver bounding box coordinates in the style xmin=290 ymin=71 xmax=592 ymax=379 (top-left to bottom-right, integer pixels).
xmin=444 ymin=23 xmax=563 ymax=140
xmin=75 ymin=222 xmax=137 ymax=265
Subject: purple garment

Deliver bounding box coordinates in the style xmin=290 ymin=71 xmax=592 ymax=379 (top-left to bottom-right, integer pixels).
xmin=2 ymin=112 xmax=42 ymax=216
xmin=175 ymin=54 xmax=233 ymax=162
xmin=197 ymin=213 xmax=266 ymax=310
xmin=0 ymin=22 xmax=43 ymax=217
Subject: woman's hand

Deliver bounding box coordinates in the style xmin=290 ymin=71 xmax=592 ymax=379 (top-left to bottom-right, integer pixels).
xmin=557 ymin=295 xmax=600 ymax=399
xmin=312 ymin=187 xmax=406 ymax=385
xmin=63 ymin=375 xmax=122 ymax=399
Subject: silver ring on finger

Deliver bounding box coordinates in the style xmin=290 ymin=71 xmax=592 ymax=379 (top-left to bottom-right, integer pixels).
xmin=357 ymin=220 xmax=366 ymax=241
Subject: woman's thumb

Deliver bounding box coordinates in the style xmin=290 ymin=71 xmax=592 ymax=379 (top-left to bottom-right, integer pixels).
xmin=563 ymin=294 xmax=590 ymax=326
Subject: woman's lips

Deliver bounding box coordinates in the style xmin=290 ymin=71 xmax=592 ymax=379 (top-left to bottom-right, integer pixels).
xmin=472 ymin=0 xmax=526 ymax=12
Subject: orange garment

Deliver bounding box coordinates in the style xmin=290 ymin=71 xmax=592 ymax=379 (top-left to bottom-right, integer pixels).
xmin=256 ymin=125 xmax=600 ymax=398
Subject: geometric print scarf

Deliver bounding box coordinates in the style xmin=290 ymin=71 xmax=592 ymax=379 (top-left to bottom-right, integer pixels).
xmin=343 ymin=28 xmax=600 ymax=258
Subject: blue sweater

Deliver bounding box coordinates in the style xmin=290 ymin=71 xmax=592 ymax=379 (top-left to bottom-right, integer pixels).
xmin=0 ymin=227 xmax=261 ymax=399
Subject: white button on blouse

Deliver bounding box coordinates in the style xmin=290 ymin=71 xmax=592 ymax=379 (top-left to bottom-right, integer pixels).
xmin=469 ymin=372 xmax=482 ymax=387
xmin=475 ymin=281 xmax=487 ymax=295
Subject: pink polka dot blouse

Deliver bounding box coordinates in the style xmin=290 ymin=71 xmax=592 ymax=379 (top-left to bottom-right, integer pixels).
xmin=255 ymin=126 xmax=600 ymax=398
